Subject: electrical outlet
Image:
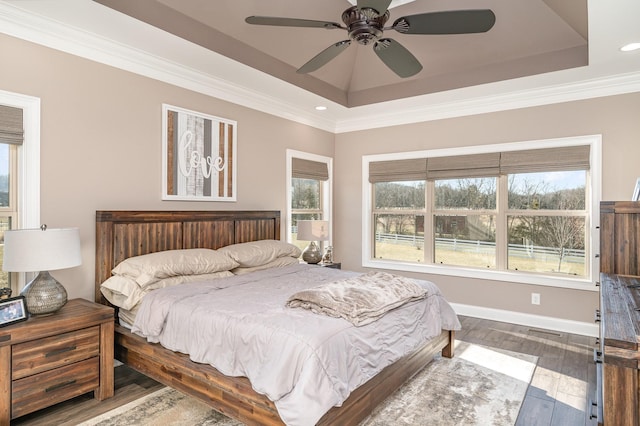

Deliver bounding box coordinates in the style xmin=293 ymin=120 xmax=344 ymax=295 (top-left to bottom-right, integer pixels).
xmin=531 ymin=293 xmax=541 ymax=305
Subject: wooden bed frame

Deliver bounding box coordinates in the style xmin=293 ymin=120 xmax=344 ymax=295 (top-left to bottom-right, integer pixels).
xmin=95 ymin=210 xmax=454 ymax=425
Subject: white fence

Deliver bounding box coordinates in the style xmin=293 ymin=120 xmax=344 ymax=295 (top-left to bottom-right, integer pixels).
xmin=375 ymin=232 xmax=585 ymax=263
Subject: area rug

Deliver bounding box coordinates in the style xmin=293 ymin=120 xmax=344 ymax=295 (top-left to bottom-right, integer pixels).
xmin=80 ymin=341 xmax=537 ymax=426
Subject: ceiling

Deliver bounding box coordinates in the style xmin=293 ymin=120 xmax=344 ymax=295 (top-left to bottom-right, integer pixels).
xmin=92 ymin=0 xmax=589 ymax=108
xmin=1 ymin=0 xmax=640 ymax=132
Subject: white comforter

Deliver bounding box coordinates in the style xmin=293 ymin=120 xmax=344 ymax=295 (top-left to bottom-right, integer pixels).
xmin=132 ymin=264 xmax=460 ymax=426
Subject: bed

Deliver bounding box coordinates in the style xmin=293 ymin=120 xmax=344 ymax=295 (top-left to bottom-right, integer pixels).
xmin=95 ymin=210 xmax=458 ymax=426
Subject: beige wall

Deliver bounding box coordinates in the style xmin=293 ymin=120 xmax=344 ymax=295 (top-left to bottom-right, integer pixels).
xmin=0 ymin=34 xmax=335 ymax=301
xmin=4 ymin=32 xmax=640 ymax=325
xmin=334 ymin=92 xmax=640 ymax=323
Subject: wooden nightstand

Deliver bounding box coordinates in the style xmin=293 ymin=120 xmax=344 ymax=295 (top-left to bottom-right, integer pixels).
xmin=319 ymin=262 xmax=341 ymax=269
xmin=0 ymin=298 xmax=114 ymax=422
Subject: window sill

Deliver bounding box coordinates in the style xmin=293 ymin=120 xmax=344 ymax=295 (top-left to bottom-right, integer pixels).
xmin=362 ymin=258 xmax=597 ymax=291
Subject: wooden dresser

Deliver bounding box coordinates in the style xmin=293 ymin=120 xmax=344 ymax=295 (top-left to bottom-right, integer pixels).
xmin=600 ymin=201 xmax=640 ymax=275
xmin=0 ymin=298 xmax=114 ymax=423
xmin=597 ymin=201 xmax=640 ymax=425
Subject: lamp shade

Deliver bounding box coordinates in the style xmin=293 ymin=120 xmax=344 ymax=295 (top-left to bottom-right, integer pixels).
xmin=2 ymin=227 xmax=82 ymax=272
xmin=297 ymin=220 xmax=329 ymax=241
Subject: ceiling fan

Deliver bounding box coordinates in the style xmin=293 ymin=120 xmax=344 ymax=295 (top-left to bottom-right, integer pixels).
xmin=245 ymin=0 xmax=495 ymax=78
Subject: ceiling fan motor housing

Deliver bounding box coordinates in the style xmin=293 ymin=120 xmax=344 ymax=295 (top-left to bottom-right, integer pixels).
xmin=342 ymin=6 xmax=389 ymax=45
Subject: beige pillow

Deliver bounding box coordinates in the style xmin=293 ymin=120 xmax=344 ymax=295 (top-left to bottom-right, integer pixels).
xmin=218 ymin=240 xmax=301 ymax=268
xmin=100 ymin=275 xmax=145 ymax=310
xmin=144 ymin=271 xmax=234 ymax=290
xmin=231 ymin=256 xmax=299 ymax=275
xmin=100 ymin=271 xmax=235 ymax=309
xmin=111 ymin=249 xmax=239 ymax=287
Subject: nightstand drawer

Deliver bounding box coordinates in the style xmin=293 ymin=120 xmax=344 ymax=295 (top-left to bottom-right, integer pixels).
xmin=11 ymin=356 xmax=100 ymax=419
xmin=12 ymin=326 xmax=100 ymax=380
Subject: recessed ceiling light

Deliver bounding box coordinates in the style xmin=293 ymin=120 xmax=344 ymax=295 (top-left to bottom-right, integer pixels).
xmin=315 ymin=106 xmax=327 ymax=111
xmin=620 ymin=42 xmax=640 ymax=52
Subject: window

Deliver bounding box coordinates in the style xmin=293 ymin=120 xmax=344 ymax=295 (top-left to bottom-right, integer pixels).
xmin=0 ymin=105 xmax=23 ymax=292
xmin=287 ymin=150 xmax=332 ymax=252
xmin=0 ymin=92 xmax=41 ymax=294
xmin=364 ymin=137 xmax=600 ymax=288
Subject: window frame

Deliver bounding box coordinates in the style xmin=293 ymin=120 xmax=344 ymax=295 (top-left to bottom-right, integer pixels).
xmin=0 ymin=90 xmax=41 ymax=293
xmin=286 ymin=149 xmax=333 ymax=245
xmin=362 ymin=135 xmax=601 ymax=290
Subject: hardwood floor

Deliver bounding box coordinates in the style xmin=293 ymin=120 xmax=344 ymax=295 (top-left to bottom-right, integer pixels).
xmin=457 ymin=316 xmax=598 ymax=426
xmin=11 ymin=315 xmax=598 ymax=425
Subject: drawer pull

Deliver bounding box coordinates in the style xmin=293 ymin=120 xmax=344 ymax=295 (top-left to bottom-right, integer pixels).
xmin=45 ymin=379 xmax=77 ymax=393
xmin=45 ymin=345 xmax=77 ymax=358
xmin=588 ymin=399 xmax=598 ymax=419
xmin=593 ymin=348 xmax=603 ymax=364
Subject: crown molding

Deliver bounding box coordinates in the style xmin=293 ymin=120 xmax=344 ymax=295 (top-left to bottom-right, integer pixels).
xmin=334 ymin=69 xmax=640 ymax=132
xmin=0 ymin=2 xmax=339 ymax=132
xmin=2 ymin=2 xmax=639 ymax=135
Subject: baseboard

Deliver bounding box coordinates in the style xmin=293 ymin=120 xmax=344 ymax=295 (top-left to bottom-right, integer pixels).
xmin=451 ymin=303 xmax=599 ymax=337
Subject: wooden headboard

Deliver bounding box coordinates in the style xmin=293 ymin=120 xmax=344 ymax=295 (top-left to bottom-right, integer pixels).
xmin=95 ymin=210 xmax=281 ymax=304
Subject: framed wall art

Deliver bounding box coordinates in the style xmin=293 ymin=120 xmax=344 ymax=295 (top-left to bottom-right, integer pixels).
xmin=162 ymin=104 xmax=237 ymax=201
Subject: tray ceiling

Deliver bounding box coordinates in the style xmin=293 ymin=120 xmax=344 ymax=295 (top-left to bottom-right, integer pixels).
xmin=93 ymin=0 xmax=589 ymax=108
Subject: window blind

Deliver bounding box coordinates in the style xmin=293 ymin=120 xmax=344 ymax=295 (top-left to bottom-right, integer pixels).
xmin=369 ymin=158 xmax=427 ymax=183
xmin=499 ymin=145 xmax=590 ymax=174
xmin=427 ymin=153 xmax=500 ymax=180
xmin=292 ymin=158 xmax=329 ymax=181
xmin=369 ymin=145 xmax=590 ymax=183
xmin=0 ymin=105 xmax=24 ymax=145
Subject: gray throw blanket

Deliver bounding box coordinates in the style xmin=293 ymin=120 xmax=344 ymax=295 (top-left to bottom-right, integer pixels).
xmin=286 ymin=271 xmax=427 ymax=326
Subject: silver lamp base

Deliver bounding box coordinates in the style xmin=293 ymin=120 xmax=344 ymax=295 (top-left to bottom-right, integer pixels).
xmin=20 ymin=271 xmax=68 ymax=315
xmin=302 ymin=241 xmax=322 ymax=264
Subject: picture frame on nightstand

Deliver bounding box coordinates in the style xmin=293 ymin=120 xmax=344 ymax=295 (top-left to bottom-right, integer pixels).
xmin=0 ymin=295 xmax=28 ymax=327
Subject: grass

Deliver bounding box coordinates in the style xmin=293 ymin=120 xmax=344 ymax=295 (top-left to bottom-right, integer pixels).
xmin=374 ymin=242 xmax=586 ymax=277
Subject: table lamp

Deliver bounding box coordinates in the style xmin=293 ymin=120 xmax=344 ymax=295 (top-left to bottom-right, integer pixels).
xmin=2 ymin=225 xmax=82 ymax=315
xmin=297 ymin=220 xmax=329 ymax=264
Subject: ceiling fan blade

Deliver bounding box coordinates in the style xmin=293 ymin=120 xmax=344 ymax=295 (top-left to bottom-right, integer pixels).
xmin=393 ymin=9 xmax=496 ymax=34
xmin=357 ymin=0 xmax=392 ymax=14
xmin=373 ymin=38 xmax=422 ymax=78
xmin=297 ymin=40 xmax=352 ymax=74
xmin=245 ymin=16 xmax=342 ymax=29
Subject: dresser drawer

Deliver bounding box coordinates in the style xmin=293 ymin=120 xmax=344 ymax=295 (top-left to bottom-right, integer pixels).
xmin=11 ymin=356 xmax=100 ymax=419
xmin=11 ymin=326 xmax=100 ymax=380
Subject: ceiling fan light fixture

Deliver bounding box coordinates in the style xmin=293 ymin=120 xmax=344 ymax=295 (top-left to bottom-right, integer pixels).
xmin=342 ymin=6 xmax=389 ymax=45
xmin=246 ymin=5 xmax=495 ymax=77
xmin=346 ymin=0 xmax=416 ymax=10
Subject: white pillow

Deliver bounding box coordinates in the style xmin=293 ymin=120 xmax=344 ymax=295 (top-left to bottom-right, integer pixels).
xmin=218 ymin=240 xmax=301 ymax=268
xmin=231 ymin=256 xmax=299 ymax=275
xmin=111 ymin=249 xmax=239 ymax=287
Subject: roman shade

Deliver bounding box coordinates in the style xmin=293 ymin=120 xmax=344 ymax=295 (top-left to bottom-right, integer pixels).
xmin=426 ymin=153 xmax=500 ymax=180
xmin=369 ymin=158 xmax=427 ymax=183
xmin=499 ymin=145 xmax=590 ymax=174
xmin=292 ymin=158 xmax=329 ymax=181
xmin=369 ymin=145 xmax=590 ymax=183
xmin=0 ymin=105 xmax=23 ymax=145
